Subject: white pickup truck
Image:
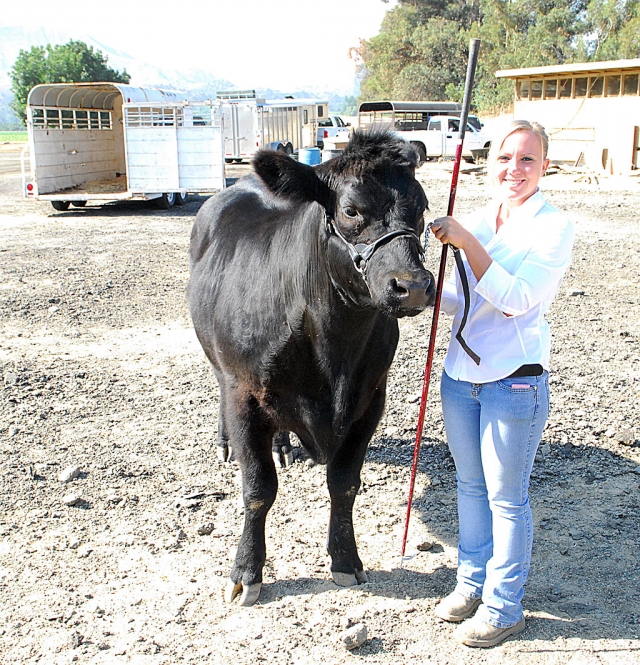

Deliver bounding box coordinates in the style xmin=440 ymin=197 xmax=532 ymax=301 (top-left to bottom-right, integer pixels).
xmin=317 ymin=115 xmax=351 ymax=148
xmin=400 ymin=115 xmax=492 ymax=164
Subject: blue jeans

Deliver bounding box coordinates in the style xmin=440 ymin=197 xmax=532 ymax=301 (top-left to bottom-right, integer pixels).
xmin=440 ymin=369 xmax=549 ymax=628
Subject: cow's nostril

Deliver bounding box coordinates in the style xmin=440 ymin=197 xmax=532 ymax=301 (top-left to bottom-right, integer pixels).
xmin=393 ymin=278 xmax=411 ymax=297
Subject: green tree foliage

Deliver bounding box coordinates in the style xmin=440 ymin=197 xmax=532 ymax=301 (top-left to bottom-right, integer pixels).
xmin=10 ymin=40 xmax=130 ymax=124
xmin=360 ymin=0 xmax=640 ymax=115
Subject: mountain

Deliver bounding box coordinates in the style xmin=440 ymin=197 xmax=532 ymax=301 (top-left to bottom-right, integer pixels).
xmin=0 ymin=27 xmax=350 ymax=127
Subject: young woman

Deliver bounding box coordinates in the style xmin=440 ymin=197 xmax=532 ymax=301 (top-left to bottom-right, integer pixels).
xmin=430 ymin=120 xmax=574 ymax=647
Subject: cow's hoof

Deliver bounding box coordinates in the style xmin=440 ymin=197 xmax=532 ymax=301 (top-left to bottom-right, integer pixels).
xmin=272 ymin=450 xmax=295 ymax=469
xmin=217 ymin=444 xmax=231 ymax=463
xmin=224 ymin=579 xmax=262 ymax=606
xmin=332 ymin=570 xmax=367 ymax=587
xmin=355 ymin=569 xmax=368 ymax=584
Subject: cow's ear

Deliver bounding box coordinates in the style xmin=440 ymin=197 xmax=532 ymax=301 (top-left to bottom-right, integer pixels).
xmin=253 ymin=151 xmax=331 ymax=207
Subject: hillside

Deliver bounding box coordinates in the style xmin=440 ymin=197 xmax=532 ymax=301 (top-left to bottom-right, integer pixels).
xmin=0 ymin=27 xmax=349 ymax=127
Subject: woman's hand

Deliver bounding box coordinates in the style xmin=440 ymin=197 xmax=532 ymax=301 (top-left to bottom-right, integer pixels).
xmin=430 ymin=216 xmax=473 ymax=251
xmin=430 ymin=216 xmax=493 ymax=281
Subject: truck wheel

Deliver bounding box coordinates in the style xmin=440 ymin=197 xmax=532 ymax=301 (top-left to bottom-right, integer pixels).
xmin=175 ymin=192 xmax=188 ymax=206
xmin=157 ymin=193 xmax=175 ymax=209
xmin=410 ymin=142 xmax=427 ymax=167
xmin=284 ymin=143 xmax=293 ymax=156
xmin=51 ymin=201 xmax=70 ymax=211
xmin=71 ymin=201 xmax=87 ymax=207
xmin=225 ymin=158 xmax=233 ymax=164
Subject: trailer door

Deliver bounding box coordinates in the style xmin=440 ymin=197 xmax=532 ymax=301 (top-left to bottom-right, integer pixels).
xmin=176 ymin=105 xmax=225 ymax=191
xmin=124 ymin=105 xmax=180 ymax=191
xmin=223 ymin=103 xmax=256 ymax=158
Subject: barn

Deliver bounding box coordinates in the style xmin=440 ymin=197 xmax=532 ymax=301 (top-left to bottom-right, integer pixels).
xmin=495 ymin=58 xmax=640 ymax=174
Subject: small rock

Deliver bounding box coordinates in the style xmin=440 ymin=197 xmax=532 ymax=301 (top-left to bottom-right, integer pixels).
xmin=569 ymin=529 xmax=584 ymax=540
xmin=385 ymin=426 xmax=399 ymax=437
xmin=63 ymin=494 xmax=82 ymax=507
xmin=304 ymin=458 xmax=316 ymax=469
xmin=569 ymin=290 xmax=585 ymax=296
xmin=416 ymin=541 xmax=434 ymax=552
xmin=8 ymin=425 xmax=18 ymax=437
xmin=615 ymin=428 xmax=635 ymax=445
xmin=68 ymin=538 xmax=82 ymax=550
xmin=4 ymin=372 xmax=18 ymax=385
xmin=69 ymin=631 xmax=84 ymax=649
xmin=48 ymin=305 xmax=59 ymax=313
xmin=604 ymin=427 xmax=617 ymax=438
xmin=176 ymin=497 xmax=201 ymax=508
xmin=59 ymin=465 xmax=81 ymax=483
xmin=77 ymin=545 xmax=93 ymax=558
xmin=341 ymin=623 xmax=367 ymax=650
xmin=197 ymin=523 xmax=215 ymax=536
xmin=106 ymin=493 xmax=123 ymax=505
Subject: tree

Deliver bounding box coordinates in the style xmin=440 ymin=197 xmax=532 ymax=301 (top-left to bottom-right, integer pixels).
xmin=358 ymin=0 xmax=640 ymax=115
xmin=10 ymin=40 xmax=130 ymax=124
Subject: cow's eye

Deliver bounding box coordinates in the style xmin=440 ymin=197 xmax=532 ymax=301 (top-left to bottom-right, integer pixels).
xmin=343 ymin=206 xmax=358 ymax=218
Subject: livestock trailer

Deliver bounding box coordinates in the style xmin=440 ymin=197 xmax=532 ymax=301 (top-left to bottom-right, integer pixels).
xmin=217 ymin=90 xmax=328 ymax=162
xmin=22 ymin=83 xmax=226 ymax=211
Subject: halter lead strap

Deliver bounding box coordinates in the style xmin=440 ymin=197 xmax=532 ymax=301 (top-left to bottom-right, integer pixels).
xmin=452 ymin=247 xmax=481 ymax=365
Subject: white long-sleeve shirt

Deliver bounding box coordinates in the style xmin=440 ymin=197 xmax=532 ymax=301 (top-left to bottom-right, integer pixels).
xmin=442 ymin=189 xmax=575 ymax=383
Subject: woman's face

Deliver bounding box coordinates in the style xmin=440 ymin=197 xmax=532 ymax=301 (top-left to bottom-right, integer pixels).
xmin=493 ymin=130 xmax=550 ymax=207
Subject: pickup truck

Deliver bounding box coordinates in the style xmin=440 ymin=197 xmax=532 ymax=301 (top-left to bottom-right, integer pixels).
xmin=399 ymin=115 xmax=491 ymax=164
xmin=317 ymin=115 xmax=351 ymax=148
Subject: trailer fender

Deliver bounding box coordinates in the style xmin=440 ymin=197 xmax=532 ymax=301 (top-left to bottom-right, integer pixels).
xmin=270 ymin=142 xmax=293 ymax=156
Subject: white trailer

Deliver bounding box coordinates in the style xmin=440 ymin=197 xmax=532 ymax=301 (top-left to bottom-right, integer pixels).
xmin=217 ymin=90 xmax=328 ymax=162
xmin=22 ymin=83 xmax=226 ymax=211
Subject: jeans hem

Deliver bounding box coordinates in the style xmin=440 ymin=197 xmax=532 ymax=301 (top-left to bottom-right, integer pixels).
xmin=485 ymin=616 xmax=525 ymax=629
xmin=455 ymin=584 xmax=482 ymax=601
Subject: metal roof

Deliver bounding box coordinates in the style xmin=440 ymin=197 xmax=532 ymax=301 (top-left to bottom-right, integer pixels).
xmin=27 ymin=83 xmax=185 ymax=109
xmin=358 ymin=101 xmax=462 ymax=113
xmin=496 ymin=58 xmax=640 ymax=79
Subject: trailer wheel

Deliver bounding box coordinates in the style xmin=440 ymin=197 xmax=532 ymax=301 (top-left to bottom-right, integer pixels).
xmin=175 ymin=192 xmax=188 ymax=206
xmin=51 ymin=201 xmax=70 ymax=211
xmin=284 ymin=143 xmax=293 ymax=156
xmin=225 ymin=158 xmax=233 ymax=164
xmin=71 ymin=201 xmax=87 ymax=207
xmin=233 ymin=159 xmax=243 ymax=164
xmin=157 ymin=193 xmax=176 ymax=209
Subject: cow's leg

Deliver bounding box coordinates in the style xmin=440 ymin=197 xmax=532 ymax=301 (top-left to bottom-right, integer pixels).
xmin=326 ymin=386 xmax=385 ymax=587
xmin=272 ymin=431 xmax=294 ymax=468
xmin=224 ymin=399 xmax=278 ymax=606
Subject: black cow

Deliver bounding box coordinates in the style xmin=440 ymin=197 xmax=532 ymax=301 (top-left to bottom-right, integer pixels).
xmin=188 ymin=130 xmax=435 ymax=606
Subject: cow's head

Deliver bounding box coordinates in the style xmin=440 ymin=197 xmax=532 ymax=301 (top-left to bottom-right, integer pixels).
xmin=252 ymin=130 xmax=435 ymax=317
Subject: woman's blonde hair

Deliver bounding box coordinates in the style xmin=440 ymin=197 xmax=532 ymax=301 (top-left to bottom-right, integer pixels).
xmin=486 ymin=120 xmax=549 ymax=187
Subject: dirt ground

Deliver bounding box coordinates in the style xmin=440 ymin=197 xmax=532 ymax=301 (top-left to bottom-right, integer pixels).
xmin=1 ymin=143 xmax=640 ymax=664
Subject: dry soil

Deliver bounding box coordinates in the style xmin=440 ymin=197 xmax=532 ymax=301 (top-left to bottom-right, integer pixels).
xmin=1 ymin=146 xmax=639 ymax=664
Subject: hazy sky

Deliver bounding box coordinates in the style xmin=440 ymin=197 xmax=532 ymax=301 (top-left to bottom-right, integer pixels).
xmin=3 ymin=0 xmax=396 ymax=92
